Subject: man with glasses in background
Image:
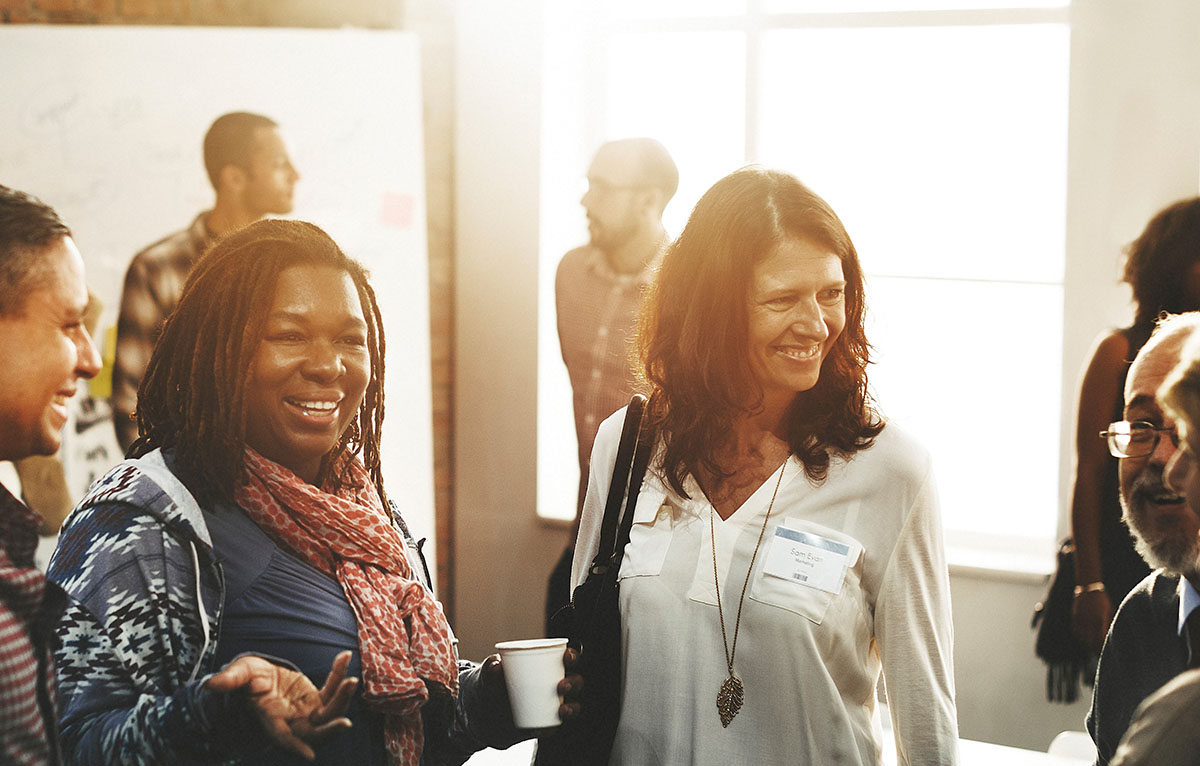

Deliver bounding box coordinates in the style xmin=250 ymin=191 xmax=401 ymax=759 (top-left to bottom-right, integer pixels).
xmin=1089 ymin=312 xmax=1200 ymax=764
xmin=544 ymin=138 xmax=677 ymax=633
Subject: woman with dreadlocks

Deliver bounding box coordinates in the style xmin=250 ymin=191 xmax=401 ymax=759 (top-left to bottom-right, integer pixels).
xmin=48 ymin=220 xmax=575 ymax=765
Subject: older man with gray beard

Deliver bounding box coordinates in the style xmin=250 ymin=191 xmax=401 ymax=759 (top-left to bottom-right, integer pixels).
xmin=1088 ymin=312 xmax=1200 ymax=765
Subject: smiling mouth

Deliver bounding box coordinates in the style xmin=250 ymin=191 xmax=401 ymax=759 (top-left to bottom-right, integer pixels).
xmin=775 ymin=344 xmax=821 ymax=361
xmin=1146 ymin=489 xmax=1186 ymax=506
xmin=285 ymin=398 xmax=340 ymax=416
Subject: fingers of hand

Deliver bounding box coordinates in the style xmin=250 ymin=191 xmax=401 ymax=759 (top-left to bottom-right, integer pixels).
xmin=254 ymin=698 xmax=317 ymax=761
xmin=310 ymin=678 xmax=358 ymax=726
xmin=319 ymin=651 xmax=353 ymax=703
xmin=319 ymin=653 xmax=350 ymax=696
xmin=558 ymin=673 xmax=583 ymax=698
xmin=309 ymin=716 xmax=354 ymax=739
xmin=481 ymin=654 xmax=502 ymax=677
xmin=481 ymin=654 xmax=508 ymax=697
xmin=559 ymin=701 xmax=582 ymax=721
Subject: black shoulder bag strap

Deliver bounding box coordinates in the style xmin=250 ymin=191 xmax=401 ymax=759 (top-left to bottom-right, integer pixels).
xmin=537 ymin=394 xmax=654 ymax=766
xmin=591 ymin=393 xmax=650 ymax=577
xmin=613 ymin=401 xmax=654 ymax=566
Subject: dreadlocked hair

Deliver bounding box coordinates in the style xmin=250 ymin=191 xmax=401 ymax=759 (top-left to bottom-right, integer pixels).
xmin=637 ymin=166 xmax=882 ymax=497
xmin=129 ymin=218 xmax=387 ymax=506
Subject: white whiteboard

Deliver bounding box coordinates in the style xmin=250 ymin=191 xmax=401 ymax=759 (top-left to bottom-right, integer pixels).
xmin=0 ymin=26 xmax=437 ymax=580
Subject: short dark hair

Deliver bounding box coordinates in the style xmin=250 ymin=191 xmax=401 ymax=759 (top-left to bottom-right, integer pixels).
xmin=131 ymin=218 xmax=387 ymax=505
xmin=605 ymin=137 xmax=679 ymax=211
xmin=0 ymin=185 xmax=71 ymax=316
xmin=202 ymin=111 xmax=279 ymax=189
xmin=638 ymin=166 xmax=881 ymax=495
xmin=1123 ymin=197 xmax=1200 ymax=330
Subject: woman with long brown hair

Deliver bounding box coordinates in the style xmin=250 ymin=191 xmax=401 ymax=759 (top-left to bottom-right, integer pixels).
xmin=572 ymin=167 xmax=957 ymax=764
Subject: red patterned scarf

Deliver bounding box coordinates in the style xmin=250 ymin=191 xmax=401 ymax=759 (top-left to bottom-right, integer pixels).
xmin=235 ymin=447 xmax=458 ymax=765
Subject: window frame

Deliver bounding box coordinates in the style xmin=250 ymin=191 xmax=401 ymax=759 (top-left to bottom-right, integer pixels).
xmin=533 ymin=0 xmax=1200 ymax=577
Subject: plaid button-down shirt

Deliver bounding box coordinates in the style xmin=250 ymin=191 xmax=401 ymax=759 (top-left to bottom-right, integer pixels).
xmin=0 ymin=482 xmax=64 ymax=766
xmin=111 ymin=212 xmax=216 ymax=449
xmin=555 ymin=243 xmax=662 ymax=513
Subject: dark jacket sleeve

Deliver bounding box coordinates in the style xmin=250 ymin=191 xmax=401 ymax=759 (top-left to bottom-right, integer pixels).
xmin=1087 ymin=574 xmax=1188 ymax=766
xmin=421 ymin=660 xmax=527 ymax=766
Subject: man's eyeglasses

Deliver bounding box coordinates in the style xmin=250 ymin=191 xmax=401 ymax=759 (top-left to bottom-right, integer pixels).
xmin=584 ymin=178 xmax=647 ymax=196
xmin=1100 ymin=420 xmax=1179 ymax=459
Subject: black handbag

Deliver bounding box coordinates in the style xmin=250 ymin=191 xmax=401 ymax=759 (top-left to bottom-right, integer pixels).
xmin=1031 ymin=538 xmax=1094 ymax=703
xmin=537 ymin=394 xmax=653 ymax=766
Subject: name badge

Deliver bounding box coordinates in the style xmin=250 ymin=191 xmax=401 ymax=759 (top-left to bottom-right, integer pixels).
xmin=762 ymin=527 xmax=852 ymax=595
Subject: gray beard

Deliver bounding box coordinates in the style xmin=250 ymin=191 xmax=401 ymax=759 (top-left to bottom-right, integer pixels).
xmin=589 ymin=223 xmax=637 ymax=255
xmin=1130 ymin=528 xmax=1200 ymax=577
xmin=1121 ymin=467 xmax=1200 ymax=577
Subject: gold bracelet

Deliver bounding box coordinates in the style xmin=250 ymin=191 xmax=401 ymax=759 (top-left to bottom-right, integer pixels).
xmin=1073 ymin=581 xmax=1106 ymax=597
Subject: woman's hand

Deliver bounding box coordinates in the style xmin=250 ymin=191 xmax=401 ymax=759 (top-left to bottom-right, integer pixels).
xmin=205 ymin=650 xmax=359 ymax=760
xmin=481 ymin=647 xmax=584 ymax=728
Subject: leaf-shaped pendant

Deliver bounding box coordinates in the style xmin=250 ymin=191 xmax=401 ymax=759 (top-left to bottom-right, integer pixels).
xmin=716 ymin=674 xmax=744 ymax=727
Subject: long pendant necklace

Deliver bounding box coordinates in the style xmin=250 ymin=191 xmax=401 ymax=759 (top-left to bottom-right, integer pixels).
xmin=709 ymin=459 xmax=786 ymax=728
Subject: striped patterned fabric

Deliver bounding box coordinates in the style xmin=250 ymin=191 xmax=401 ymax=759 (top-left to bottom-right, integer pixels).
xmin=0 ymin=482 xmax=62 ymax=766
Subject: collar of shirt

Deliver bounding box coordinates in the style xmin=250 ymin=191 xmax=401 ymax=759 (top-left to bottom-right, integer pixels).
xmin=1177 ymin=576 xmax=1200 ymax=636
xmin=0 ymin=481 xmax=56 ymax=626
xmin=191 ymin=210 xmax=218 ymax=254
xmin=583 ymin=238 xmax=666 ymax=287
xmin=0 ymin=481 xmax=41 ymax=569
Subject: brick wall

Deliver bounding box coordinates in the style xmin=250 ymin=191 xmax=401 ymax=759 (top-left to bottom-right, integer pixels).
xmin=1 ymin=0 xmax=460 ymax=618
xmin=0 ymin=0 xmax=399 ymax=27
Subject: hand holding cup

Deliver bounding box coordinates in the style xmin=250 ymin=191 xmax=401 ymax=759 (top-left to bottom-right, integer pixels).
xmin=488 ymin=638 xmax=582 ymax=729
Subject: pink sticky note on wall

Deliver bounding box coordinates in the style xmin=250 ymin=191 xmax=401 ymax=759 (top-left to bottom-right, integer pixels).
xmin=379 ymin=192 xmax=414 ymax=230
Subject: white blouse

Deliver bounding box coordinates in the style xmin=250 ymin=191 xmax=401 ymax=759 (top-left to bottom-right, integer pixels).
xmin=572 ymin=411 xmax=958 ymax=765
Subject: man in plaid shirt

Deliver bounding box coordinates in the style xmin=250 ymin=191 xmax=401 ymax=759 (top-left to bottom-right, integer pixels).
xmin=545 ymin=138 xmax=677 ymax=632
xmin=111 ymin=111 xmax=299 ymax=450
xmin=0 ymin=185 xmax=103 ymax=765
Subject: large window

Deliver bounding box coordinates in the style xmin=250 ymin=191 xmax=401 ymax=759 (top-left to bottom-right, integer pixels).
xmin=538 ymin=2 xmax=1070 ymax=565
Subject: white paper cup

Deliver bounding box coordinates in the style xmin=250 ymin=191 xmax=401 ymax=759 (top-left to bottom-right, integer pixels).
xmin=495 ymin=637 xmax=568 ymax=728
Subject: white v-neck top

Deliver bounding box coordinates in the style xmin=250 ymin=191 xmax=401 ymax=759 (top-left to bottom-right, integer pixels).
xmin=572 ymin=411 xmax=958 ymax=765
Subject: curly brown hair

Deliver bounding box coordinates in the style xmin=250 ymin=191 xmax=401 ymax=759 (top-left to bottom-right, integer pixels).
xmin=129 ymin=218 xmax=387 ymax=504
xmin=637 ymin=166 xmax=882 ymax=496
xmin=1123 ymin=197 xmax=1200 ymax=330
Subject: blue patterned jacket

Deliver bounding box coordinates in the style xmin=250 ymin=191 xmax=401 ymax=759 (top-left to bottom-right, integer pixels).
xmin=48 ymin=450 xmax=511 ymax=765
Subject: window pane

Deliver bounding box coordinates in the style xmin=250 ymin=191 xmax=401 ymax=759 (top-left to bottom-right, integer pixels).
xmin=866 ymin=277 xmax=1062 ymax=542
xmin=758 ymin=24 xmax=1069 ymax=283
xmin=541 ymin=13 xmax=1070 ymax=560
xmin=604 ymin=30 xmax=746 ymax=235
xmin=538 ymin=355 xmax=579 ymax=522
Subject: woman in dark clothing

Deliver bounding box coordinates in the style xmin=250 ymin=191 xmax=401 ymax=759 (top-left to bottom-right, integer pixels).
xmin=1071 ymin=198 xmax=1200 ymax=654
